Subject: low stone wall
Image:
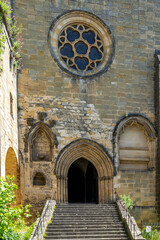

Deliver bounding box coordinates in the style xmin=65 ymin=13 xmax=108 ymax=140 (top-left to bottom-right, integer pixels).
xmin=30 ymin=200 xmax=56 ymax=240
xmin=117 ymin=199 xmax=145 ymax=240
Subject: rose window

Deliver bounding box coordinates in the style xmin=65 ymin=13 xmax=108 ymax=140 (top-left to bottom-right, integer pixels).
xmin=49 ymin=11 xmax=115 ymax=78
xmin=58 ymin=24 xmax=104 ymax=72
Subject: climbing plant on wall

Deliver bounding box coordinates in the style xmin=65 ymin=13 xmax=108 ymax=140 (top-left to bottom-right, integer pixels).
xmin=0 ymin=0 xmax=23 ymax=70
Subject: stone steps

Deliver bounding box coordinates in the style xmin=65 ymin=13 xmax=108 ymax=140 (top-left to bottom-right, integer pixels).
xmin=45 ymin=235 xmax=129 ymax=239
xmin=44 ymin=204 xmax=129 ymax=240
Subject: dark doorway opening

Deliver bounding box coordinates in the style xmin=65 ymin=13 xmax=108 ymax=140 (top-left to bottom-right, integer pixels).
xmin=68 ymin=158 xmax=98 ymax=203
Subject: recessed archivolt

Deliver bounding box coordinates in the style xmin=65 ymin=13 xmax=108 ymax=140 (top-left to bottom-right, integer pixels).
xmin=55 ymin=139 xmax=114 ymax=203
xmin=113 ymin=115 xmax=156 ymax=172
xmin=55 ymin=139 xmax=113 ymax=178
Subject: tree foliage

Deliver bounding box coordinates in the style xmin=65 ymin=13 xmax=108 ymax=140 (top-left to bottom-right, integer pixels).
xmin=0 ymin=176 xmax=30 ymax=240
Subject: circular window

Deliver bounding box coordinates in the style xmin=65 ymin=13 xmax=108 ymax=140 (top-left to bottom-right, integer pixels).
xmin=48 ymin=10 xmax=115 ymax=78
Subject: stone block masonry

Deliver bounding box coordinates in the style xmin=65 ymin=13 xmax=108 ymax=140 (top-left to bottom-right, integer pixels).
xmin=0 ymin=20 xmax=21 ymax=203
xmin=0 ymin=21 xmax=18 ymax=177
xmin=13 ymin=0 xmax=159 ymax=222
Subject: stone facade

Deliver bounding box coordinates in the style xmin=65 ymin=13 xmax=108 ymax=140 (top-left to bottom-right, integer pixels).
xmin=0 ymin=18 xmax=21 ymax=202
xmin=8 ymin=0 xmax=160 ymax=222
xmin=0 ymin=19 xmax=18 ymax=176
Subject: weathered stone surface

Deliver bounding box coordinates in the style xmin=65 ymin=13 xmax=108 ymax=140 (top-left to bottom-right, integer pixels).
xmin=0 ymin=21 xmax=21 ymax=203
xmin=11 ymin=0 xmax=159 ymax=221
xmin=0 ymin=22 xmax=18 ymax=177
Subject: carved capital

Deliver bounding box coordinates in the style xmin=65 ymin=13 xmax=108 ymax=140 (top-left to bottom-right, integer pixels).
xmin=56 ymin=175 xmax=67 ymax=181
xmin=99 ymin=176 xmax=112 ymax=181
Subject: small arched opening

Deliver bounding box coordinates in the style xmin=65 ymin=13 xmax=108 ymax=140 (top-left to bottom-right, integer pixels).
xmin=33 ymin=172 xmax=46 ymax=186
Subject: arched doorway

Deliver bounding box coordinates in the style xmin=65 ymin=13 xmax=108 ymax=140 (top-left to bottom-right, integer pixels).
xmin=5 ymin=147 xmax=21 ymax=205
xmin=55 ymin=139 xmax=114 ymax=203
xmin=68 ymin=158 xmax=98 ymax=203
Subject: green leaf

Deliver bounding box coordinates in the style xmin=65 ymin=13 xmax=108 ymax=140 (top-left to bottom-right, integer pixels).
xmin=0 ymin=176 xmax=31 ymax=239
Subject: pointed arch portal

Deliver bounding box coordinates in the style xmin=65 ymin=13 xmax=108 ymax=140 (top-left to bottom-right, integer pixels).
xmin=55 ymin=139 xmax=114 ymax=203
xmin=68 ymin=158 xmax=98 ymax=203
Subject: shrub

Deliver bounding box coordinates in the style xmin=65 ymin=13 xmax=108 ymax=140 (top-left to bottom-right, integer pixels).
xmin=22 ymin=222 xmax=35 ymax=240
xmin=142 ymin=227 xmax=160 ymax=240
xmin=0 ymin=176 xmax=31 ymax=240
xmin=1 ymin=229 xmax=21 ymax=240
xmin=120 ymin=194 xmax=133 ymax=210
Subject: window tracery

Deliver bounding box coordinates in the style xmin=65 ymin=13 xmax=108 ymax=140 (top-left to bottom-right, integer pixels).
xmin=49 ymin=10 xmax=115 ymax=78
xmin=58 ymin=24 xmax=104 ymax=72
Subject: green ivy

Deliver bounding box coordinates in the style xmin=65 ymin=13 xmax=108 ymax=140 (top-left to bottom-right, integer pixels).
xmin=0 ymin=0 xmax=23 ymax=70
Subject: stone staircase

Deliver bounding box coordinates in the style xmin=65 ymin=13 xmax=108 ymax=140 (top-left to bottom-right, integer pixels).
xmin=44 ymin=203 xmax=130 ymax=240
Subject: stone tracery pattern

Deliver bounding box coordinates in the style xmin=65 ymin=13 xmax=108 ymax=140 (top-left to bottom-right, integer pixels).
xmin=58 ymin=24 xmax=104 ymax=72
xmin=49 ymin=10 xmax=115 ymax=77
xmin=119 ymin=121 xmax=150 ymax=139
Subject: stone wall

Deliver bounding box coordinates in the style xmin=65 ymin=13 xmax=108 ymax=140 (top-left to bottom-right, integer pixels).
xmin=0 ymin=20 xmax=19 ymax=179
xmin=14 ymin=0 xmax=159 ymax=221
xmin=155 ymin=51 xmax=160 ymax=213
xmin=19 ymin=96 xmax=113 ymax=207
xmin=15 ymin=0 xmax=156 ymax=124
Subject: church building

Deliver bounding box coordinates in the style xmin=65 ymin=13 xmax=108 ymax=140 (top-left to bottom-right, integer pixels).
xmin=1 ymin=0 xmax=160 ymax=223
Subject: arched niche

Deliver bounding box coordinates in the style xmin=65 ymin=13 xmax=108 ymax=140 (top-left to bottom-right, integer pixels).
xmin=113 ymin=115 xmax=156 ymax=172
xmin=28 ymin=122 xmax=56 ymax=162
xmin=33 ymin=172 xmax=46 ymax=186
xmin=55 ymin=139 xmax=114 ymax=203
xmin=5 ymin=147 xmax=22 ymax=204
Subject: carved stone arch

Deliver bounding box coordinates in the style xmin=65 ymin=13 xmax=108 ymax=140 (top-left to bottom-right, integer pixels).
xmin=113 ymin=115 xmax=156 ymax=173
xmin=28 ymin=122 xmax=57 ymax=162
xmin=55 ymin=139 xmax=114 ymax=203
